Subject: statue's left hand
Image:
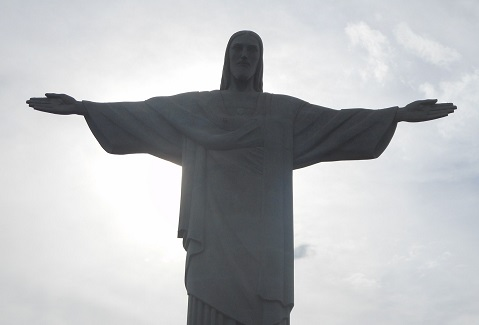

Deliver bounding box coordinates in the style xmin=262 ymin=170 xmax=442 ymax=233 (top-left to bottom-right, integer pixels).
xmin=26 ymin=93 xmax=86 ymax=115
xmin=396 ymin=99 xmax=457 ymax=122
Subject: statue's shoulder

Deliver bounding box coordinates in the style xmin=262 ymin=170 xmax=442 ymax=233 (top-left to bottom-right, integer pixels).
xmin=267 ymin=93 xmax=306 ymax=105
xmin=145 ymin=91 xmax=216 ymax=106
xmin=268 ymin=93 xmax=307 ymax=107
xmin=151 ymin=90 xmax=214 ymax=100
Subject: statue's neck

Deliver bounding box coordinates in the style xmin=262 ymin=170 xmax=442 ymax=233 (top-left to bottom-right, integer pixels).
xmin=227 ymin=77 xmax=256 ymax=93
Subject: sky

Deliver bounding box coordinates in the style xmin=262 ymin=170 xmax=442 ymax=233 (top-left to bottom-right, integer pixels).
xmin=1 ymin=0 xmax=478 ymax=324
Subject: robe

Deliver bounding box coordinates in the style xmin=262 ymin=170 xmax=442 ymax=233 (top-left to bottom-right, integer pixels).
xmin=83 ymin=91 xmax=397 ymax=325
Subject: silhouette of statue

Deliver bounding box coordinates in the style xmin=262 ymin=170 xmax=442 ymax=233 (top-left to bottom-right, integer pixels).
xmin=27 ymin=31 xmax=456 ymax=325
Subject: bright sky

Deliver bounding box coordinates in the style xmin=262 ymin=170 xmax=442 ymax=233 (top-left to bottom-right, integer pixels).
xmin=2 ymin=0 xmax=478 ymax=324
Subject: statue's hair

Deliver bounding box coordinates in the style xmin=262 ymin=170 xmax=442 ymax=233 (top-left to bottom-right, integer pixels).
xmin=220 ymin=31 xmax=264 ymax=92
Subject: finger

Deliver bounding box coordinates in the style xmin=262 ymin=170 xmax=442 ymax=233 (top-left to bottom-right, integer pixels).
xmin=29 ymin=104 xmax=53 ymax=109
xmin=428 ymin=109 xmax=456 ymax=117
xmin=30 ymin=104 xmax=51 ymax=110
xmin=424 ymin=113 xmax=451 ymax=121
xmin=433 ymin=103 xmax=455 ymax=107
xmin=45 ymin=93 xmax=64 ymax=98
xmin=28 ymin=97 xmax=51 ymax=101
xmin=27 ymin=98 xmax=52 ymax=104
xmin=427 ymin=109 xmax=456 ymax=117
xmin=429 ymin=105 xmax=457 ymax=111
xmin=32 ymin=106 xmax=58 ymax=113
xmin=428 ymin=106 xmax=457 ymax=112
xmin=418 ymin=99 xmax=438 ymax=105
xmin=434 ymin=102 xmax=455 ymax=106
xmin=427 ymin=107 xmax=456 ymax=113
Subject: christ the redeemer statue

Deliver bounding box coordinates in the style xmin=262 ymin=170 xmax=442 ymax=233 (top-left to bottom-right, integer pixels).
xmin=27 ymin=31 xmax=456 ymax=325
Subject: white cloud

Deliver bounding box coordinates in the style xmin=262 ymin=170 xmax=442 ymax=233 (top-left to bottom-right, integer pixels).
xmin=394 ymin=22 xmax=461 ymax=66
xmin=419 ymin=82 xmax=436 ymax=98
xmin=345 ymin=21 xmax=391 ymax=82
xmin=344 ymin=272 xmax=380 ymax=289
xmin=418 ymin=69 xmax=479 ymax=144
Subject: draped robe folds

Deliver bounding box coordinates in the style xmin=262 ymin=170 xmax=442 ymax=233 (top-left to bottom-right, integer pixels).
xmin=83 ymin=91 xmax=398 ymax=325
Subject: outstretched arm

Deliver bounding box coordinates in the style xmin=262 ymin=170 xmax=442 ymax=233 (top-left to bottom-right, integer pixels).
xmin=395 ymin=99 xmax=456 ymax=122
xmin=26 ymin=93 xmax=86 ymax=115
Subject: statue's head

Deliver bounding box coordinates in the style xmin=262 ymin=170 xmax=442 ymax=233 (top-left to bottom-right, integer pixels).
xmin=220 ymin=31 xmax=263 ymax=92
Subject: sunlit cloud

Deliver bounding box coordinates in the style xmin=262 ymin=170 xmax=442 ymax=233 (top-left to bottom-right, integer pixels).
xmin=345 ymin=21 xmax=391 ymax=82
xmin=394 ymin=22 xmax=461 ymax=66
xmin=419 ymin=69 xmax=479 ymax=142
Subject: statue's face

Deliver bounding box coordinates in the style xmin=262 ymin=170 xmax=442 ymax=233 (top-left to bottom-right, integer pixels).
xmin=228 ymin=34 xmax=260 ymax=83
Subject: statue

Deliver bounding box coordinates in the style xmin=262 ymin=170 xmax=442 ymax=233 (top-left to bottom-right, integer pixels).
xmin=26 ymin=31 xmax=456 ymax=325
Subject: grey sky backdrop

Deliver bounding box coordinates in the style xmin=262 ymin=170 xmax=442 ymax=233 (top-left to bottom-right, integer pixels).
xmin=2 ymin=0 xmax=478 ymax=324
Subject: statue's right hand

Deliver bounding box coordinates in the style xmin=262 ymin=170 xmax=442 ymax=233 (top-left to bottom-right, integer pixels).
xmin=26 ymin=93 xmax=86 ymax=115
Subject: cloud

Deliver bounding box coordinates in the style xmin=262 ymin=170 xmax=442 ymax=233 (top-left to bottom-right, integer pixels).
xmin=294 ymin=244 xmax=314 ymax=259
xmin=418 ymin=69 xmax=479 ymax=145
xmin=345 ymin=21 xmax=391 ymax=82
xmin=394 ymin=22 xmax=461 ymax=66
xmin=343 ymin=272 xmax=379 ymax=289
